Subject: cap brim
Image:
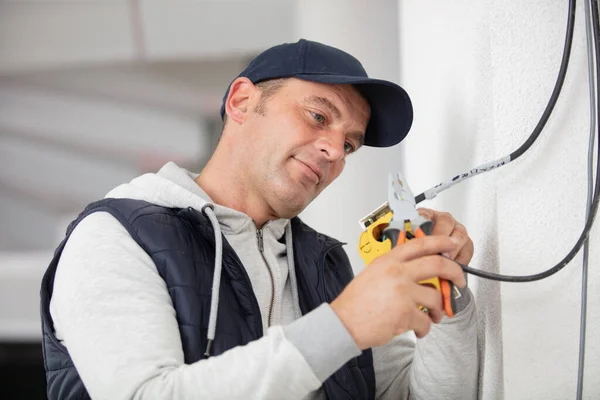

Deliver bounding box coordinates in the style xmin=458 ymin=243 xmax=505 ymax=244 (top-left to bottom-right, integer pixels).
xmin=295 ymin=74 xmax=413 ymax=147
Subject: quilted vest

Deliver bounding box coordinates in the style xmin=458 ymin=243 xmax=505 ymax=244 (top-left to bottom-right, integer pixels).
xmin=40 ymin=198 xmax=375 ymax=399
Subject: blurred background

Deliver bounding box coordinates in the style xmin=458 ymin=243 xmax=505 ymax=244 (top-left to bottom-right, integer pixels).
xmin=1 ymin=0 xmax=599 ymax=399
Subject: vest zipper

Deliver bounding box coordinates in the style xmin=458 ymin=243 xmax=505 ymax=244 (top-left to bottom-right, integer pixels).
xmin=320 ymin=242 xmax=361 ymax=400
xmin=256 ymin=227 xmax=275 ymax=327
xmin=319 ymin=243 xmax=344 ymax=302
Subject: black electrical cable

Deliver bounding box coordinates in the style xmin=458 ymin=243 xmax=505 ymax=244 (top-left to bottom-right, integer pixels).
xmin=414 ymin=0 xmax=577 ymax=205
xmin=446 ymin=0 xmax=600 ymax=283
xmin=507 ymin=3 xmax=577 ymax=162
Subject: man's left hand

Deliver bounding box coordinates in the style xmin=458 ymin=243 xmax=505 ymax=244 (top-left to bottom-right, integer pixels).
xmin=417 ymin=208 xmax=474 ymax=266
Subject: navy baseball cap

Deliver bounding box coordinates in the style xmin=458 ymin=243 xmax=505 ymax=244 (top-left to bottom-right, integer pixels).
xmin=220 ymin=39 xmax=413 ymax=148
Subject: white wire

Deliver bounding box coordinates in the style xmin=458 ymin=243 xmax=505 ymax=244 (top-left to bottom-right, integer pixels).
xmin=422 ymin=156 xmax=511 ymax=201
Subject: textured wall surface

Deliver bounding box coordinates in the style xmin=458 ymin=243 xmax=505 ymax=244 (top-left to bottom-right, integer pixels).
xmin=399 ymin=0 xmax=599 ymax=398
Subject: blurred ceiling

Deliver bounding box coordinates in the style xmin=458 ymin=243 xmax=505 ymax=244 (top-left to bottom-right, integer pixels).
xmin=0 ymin=0 xmax=295 ymax=75
xmin=0 ymin=0 xmax=296 ymax=251
xmin=1 ymin=57 xmax=253 ymax=117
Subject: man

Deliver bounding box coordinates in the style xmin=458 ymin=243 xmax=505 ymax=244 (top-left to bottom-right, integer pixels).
xmin=40 ymin=39 xmax=479 ymax=399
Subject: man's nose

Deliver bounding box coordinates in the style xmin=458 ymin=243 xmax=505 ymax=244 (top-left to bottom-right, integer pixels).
xmin=316 ymin=131 xmax=345 ymax=162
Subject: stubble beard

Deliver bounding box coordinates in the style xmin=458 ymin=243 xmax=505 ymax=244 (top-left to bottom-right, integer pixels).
xmin=263 ymin=165 xmax=313 ymax=219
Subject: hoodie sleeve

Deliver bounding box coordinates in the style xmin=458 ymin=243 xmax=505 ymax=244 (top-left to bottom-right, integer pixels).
xmin=372 ymin=289 xmax=480 ymax=400
xmin=50 ymin=212 xmax=323 ymax=400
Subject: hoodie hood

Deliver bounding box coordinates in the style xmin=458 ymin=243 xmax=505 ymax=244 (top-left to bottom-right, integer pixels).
xmin=106 ymin=161 xmax=289 ymax=239
xmin=105 ymin=162 xmax=298 ymax=355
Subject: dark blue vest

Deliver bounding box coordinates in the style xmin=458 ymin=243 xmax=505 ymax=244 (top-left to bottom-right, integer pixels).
xmin=40 ymin=198 xmax=375 ymax=399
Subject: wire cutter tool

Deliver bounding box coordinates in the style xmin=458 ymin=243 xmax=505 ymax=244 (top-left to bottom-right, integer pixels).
xmin=358 ymin=171 xmax=460 ymax=317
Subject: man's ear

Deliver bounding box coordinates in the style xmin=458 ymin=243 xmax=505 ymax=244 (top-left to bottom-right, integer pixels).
xmin=224 ymin=77 xmax=258 ymax=125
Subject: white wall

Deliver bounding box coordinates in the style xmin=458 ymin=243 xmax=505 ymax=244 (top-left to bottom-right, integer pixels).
xmin=293 ymin=0 xmax=499 ymax=397
xmin=399 ymin=0 xmax=599 ymax=399
xmin=296 ymin=0 xmax=404 ymax=274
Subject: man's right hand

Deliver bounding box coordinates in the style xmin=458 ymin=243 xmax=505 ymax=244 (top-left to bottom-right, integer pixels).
xmin=330 ymin=235 xmax=466 ymax=350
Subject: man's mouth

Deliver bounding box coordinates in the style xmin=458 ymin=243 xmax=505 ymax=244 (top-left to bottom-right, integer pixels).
xmin=294 ymin=158 xmax=323 ymax=184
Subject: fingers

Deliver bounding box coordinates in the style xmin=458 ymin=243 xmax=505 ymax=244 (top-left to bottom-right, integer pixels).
xmin=411 ymin=285 xmax=445 ymax=336
xmin=428 ymin=308 xmax=445 ymax=324
xmin=418 ymin=208 xmax=474 ymax=264
xmin=403 ymin=255 xmax=467 ymax=288
xmin=412 ymin=284 xmax=447 ymax=322
xmin=455 ymin=236 xmax=474 ymax=265
xmin=444 ymin=222 xmax=468 ymax=260
xmin=411 ymin=308 xmax=433 ymax=338
xmin=412 ymin=283 xmax=443 ymax=315
xmin=418 ymin=208 xmax=454 ymax=236
xmin=385 ymin=235 xmax=466 ymax=287
xmin=389 ymin=235 xmax=460 ymax=263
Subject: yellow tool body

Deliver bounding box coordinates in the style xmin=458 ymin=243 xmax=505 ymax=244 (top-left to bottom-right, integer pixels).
xmin=358 ymin=209 xmax=442 ymax=294
xmin=358 ymin=171 xmax=458 ymax=317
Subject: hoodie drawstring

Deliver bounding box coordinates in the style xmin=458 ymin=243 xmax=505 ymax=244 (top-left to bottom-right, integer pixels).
xmin=202 ymin=204 xmax=222 ymax=357
xmin=285 ymin=223 xmax=302 ymax=319
xmin=201 ymin=205 xmax=300 ymax=356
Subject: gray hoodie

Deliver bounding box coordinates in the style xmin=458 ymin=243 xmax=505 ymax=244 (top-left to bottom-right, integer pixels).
xmin=50 ymin=162 xmax=480 ymax=400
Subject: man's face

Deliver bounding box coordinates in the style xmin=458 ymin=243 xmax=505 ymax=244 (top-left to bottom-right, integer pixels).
xmin=238 ymin=78 xmax=371 ymax=218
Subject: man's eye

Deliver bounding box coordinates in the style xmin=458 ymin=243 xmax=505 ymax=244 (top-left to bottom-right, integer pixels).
xmin=344 ymin=142 xmax=355 ymax=154
xmin=311 ymin=112 xmax=326 ymax=125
